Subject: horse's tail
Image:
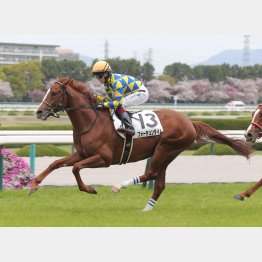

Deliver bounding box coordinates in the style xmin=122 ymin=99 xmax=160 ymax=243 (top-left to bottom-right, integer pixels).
xmin=192 ymin=121 xmax=254 ymax=159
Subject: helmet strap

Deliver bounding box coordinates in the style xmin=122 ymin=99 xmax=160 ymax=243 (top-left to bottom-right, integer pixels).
xmin=104 ymin=72 xmax=110 ymax=82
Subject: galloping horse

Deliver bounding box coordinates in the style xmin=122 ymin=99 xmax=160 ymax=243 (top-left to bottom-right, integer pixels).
xmin=234 ymin=104 xmax=262 ymax=201
xmin=31 ymin=77 xmax=253 ymax=211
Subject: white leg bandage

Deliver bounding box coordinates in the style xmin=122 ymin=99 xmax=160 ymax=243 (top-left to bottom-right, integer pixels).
xmin=120 ymin=177 xmax=140 ymax=187
xmin=142 ymin=198 xmax=156 ymax=212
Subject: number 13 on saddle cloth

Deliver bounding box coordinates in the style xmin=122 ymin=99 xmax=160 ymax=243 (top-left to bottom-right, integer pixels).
xmin=111 ymin=109 xmax=163 ymax=139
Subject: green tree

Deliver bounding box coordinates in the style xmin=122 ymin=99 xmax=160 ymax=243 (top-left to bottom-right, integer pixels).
xmin=158 ymin=74 xmax=177 ymax=85
xmin=141 ymin=62 xmax=155 ymax=82
xmin=3 ymin=61 xmax=44 ymax=101
xmin=41 ymin=58 xmax=59 ymax=79
xmin=193 ymin=64 xmax=230 ymax=82
xmin=57 ymin=60 xmax=91 ymax=81
xmin=250 ymin=64 xmax=262 ymax=78
xmin=163 ymin=62 xmax=193 ymax=81
xmin=0 ymin=66 xmax=7 ymax=80
xmin=203 ymin=65 xmax=225 ymax=82
xmin=42 ymin=59 xmax=91 ymax=81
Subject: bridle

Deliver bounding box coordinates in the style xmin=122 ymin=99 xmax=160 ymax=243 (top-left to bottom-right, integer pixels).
xmin=42 ymin=79 xmax=100 ymax=135
xmin=251 ymin=121 xmax=262 ymax=130
xmin=42 ymin=79 xmax=72 ymax=118
xmin=249 ymin=107 xmax=262 ymax=138
xmin=250 ymin=121 xmax=262 ymax=139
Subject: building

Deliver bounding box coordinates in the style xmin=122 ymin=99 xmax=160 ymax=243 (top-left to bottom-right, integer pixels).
xmin=55 ymin=48 xmax=79 ymax=61
xmin=0 ymin=42 xmax=60 ymax=65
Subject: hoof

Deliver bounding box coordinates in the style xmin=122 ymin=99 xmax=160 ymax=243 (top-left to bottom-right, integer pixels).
xmin=90 ymin=188 xmax=97 ymax=194
xmin=28 ymin=187 xmax=38 ymax=196
xmin=86 ymin=186 xmax=97 ymax=194
xmin=111 ymin=185 xmax=121 ymax=193
xmin=142 ymin=207 xmax=153 ymax=212
xmin=234 ymin=194 xmax=244 ymax=201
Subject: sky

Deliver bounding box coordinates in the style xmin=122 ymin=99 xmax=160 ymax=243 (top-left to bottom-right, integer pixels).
xmin=1 ymin=0 xmax=262 ymax=260
xmin=1 ymin=34 xmax=262 ymax=73
xmin=1 ymin=0 xmax=262 ymax=74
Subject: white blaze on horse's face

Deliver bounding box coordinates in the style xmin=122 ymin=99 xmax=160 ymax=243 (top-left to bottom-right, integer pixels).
xmin=36 ymin=88 xmax=50 ymax=112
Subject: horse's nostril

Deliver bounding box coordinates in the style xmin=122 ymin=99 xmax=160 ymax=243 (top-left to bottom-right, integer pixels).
xmin=247 ymin=133 xmax=253 ymax=137
xmin=36 ymin=110 xmax=42 ymax=115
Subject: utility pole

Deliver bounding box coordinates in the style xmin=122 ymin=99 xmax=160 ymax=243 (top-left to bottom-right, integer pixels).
xmin=104 ymin=39 xmax=109 ymax=60
xmin=243 ymin=35 xmax=250 ymax=67
xmin=143 ymin=48 xmax=153 ymax=64
xmin=147 ymin=48 xmax=153 ymax=64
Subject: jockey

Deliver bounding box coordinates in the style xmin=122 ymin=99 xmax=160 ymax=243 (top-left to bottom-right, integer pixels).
xmin=92 ymin=60 xmax=149 ymax=137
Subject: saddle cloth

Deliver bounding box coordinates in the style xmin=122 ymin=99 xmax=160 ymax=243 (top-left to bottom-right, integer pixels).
xmin=110 ymin=109 xmax=163 ymax=139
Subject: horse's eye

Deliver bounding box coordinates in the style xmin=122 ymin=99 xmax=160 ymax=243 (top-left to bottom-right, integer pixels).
xmin=51 ymin=91 xmax=57 ymax=97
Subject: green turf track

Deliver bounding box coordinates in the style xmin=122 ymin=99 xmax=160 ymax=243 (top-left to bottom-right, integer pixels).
xmin=1 ymin=183 xmax=262 ymax=227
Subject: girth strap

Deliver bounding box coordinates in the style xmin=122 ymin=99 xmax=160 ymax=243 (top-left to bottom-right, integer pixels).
xmin=119 ymin=135 xmax=134 ymax=165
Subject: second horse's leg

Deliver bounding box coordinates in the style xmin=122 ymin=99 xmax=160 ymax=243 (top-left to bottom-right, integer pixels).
xmin=234 ymin=179 xmax=262 ymax=201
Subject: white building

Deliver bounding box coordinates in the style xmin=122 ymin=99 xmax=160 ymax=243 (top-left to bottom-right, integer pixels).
xmin=0 ymin=42 xmax=60 ymax=65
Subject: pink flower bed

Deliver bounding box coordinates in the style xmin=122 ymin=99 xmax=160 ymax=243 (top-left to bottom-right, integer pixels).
xmin=1 ymin=149 xmax=35 ymax=189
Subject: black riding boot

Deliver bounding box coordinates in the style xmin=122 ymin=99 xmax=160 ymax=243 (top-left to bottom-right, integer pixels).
xmin=117 ymin=111 xmax=135 ymax=136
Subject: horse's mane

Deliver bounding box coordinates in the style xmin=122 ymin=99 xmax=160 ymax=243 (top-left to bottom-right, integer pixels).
xmin=58 ymin=77 xmax=98 ymax=104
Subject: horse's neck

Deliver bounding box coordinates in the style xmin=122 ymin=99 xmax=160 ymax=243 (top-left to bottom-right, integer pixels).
xmin=67 ymin=96 xmax=95 ymax=132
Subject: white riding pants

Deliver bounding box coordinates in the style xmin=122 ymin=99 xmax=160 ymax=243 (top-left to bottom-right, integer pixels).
xmin=122 ymin=84 xmax=149 ymax=108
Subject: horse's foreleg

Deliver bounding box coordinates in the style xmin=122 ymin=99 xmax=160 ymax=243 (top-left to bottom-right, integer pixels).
xmin=234 ymin=179 xmax=262 ymax=201
xmin=72 ymin=154 xmax=108 ymax=194
xmin=28 ymin=153 xmax=83 ymax=195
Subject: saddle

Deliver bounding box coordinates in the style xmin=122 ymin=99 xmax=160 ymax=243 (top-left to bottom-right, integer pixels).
xmin=110 ymin=109 xmax=163 ymax=164
xmin=110 ymin=109 xmax=163 ymax=139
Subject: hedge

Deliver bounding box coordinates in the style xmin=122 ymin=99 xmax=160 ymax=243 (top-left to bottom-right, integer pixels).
xmin=191 ymin=117 xmax=251 ymax=130
xmin=0 ymin=118 xmax=251 ymax=131
xmin=193 ymin=144 xmax=238 ymax=156
xmin=16 ymin=144 xmax=70 ymax=157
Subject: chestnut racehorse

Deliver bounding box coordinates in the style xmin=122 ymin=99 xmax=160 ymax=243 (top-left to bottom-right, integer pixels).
xmin=31 ymin=77 xmax=253 ymax=211
xmin=234 ymin=104 xmax=262 ymax=201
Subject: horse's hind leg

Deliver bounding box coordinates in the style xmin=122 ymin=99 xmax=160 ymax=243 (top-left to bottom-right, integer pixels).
xmin=234 ymin=179 xmax=262 ymax=201
xmin=142 ymin=169 xmax=166 ymax=211
xmin=28 ymin=152 xmax=83 ymax=195
xmin=111 ymin=175 xmax=141 ymax=192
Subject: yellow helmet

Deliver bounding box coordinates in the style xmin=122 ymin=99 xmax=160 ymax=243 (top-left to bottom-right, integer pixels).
xmin=92 ymin=61 xmax=112 ymax=75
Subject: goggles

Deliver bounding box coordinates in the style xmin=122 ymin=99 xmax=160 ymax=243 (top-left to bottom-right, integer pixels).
xmin=93 ymin=73 xmax=105 ymax=79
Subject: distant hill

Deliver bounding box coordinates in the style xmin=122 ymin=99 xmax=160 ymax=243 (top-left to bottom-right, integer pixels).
xmin=196 ymin=49 xmax=262 ymax=66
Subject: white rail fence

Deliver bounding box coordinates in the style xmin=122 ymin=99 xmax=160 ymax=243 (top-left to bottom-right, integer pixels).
xmin=0 ymin=131 xmax=73 ymax=144
xmin=0 ymin=130 xmax=256 ymax=190
xmin=0 ymin=130 xmax=248 ymax=145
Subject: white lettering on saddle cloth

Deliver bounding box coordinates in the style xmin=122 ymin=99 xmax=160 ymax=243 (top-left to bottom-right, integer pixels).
xmin=111 ymin=110 xmax=163 ymax=139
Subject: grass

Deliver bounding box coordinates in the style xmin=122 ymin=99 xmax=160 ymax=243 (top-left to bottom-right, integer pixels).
xmin=1 ymin=183 xmax=262 ymax=227
xmin=0 ymin=115 xmax=71 ymax=129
